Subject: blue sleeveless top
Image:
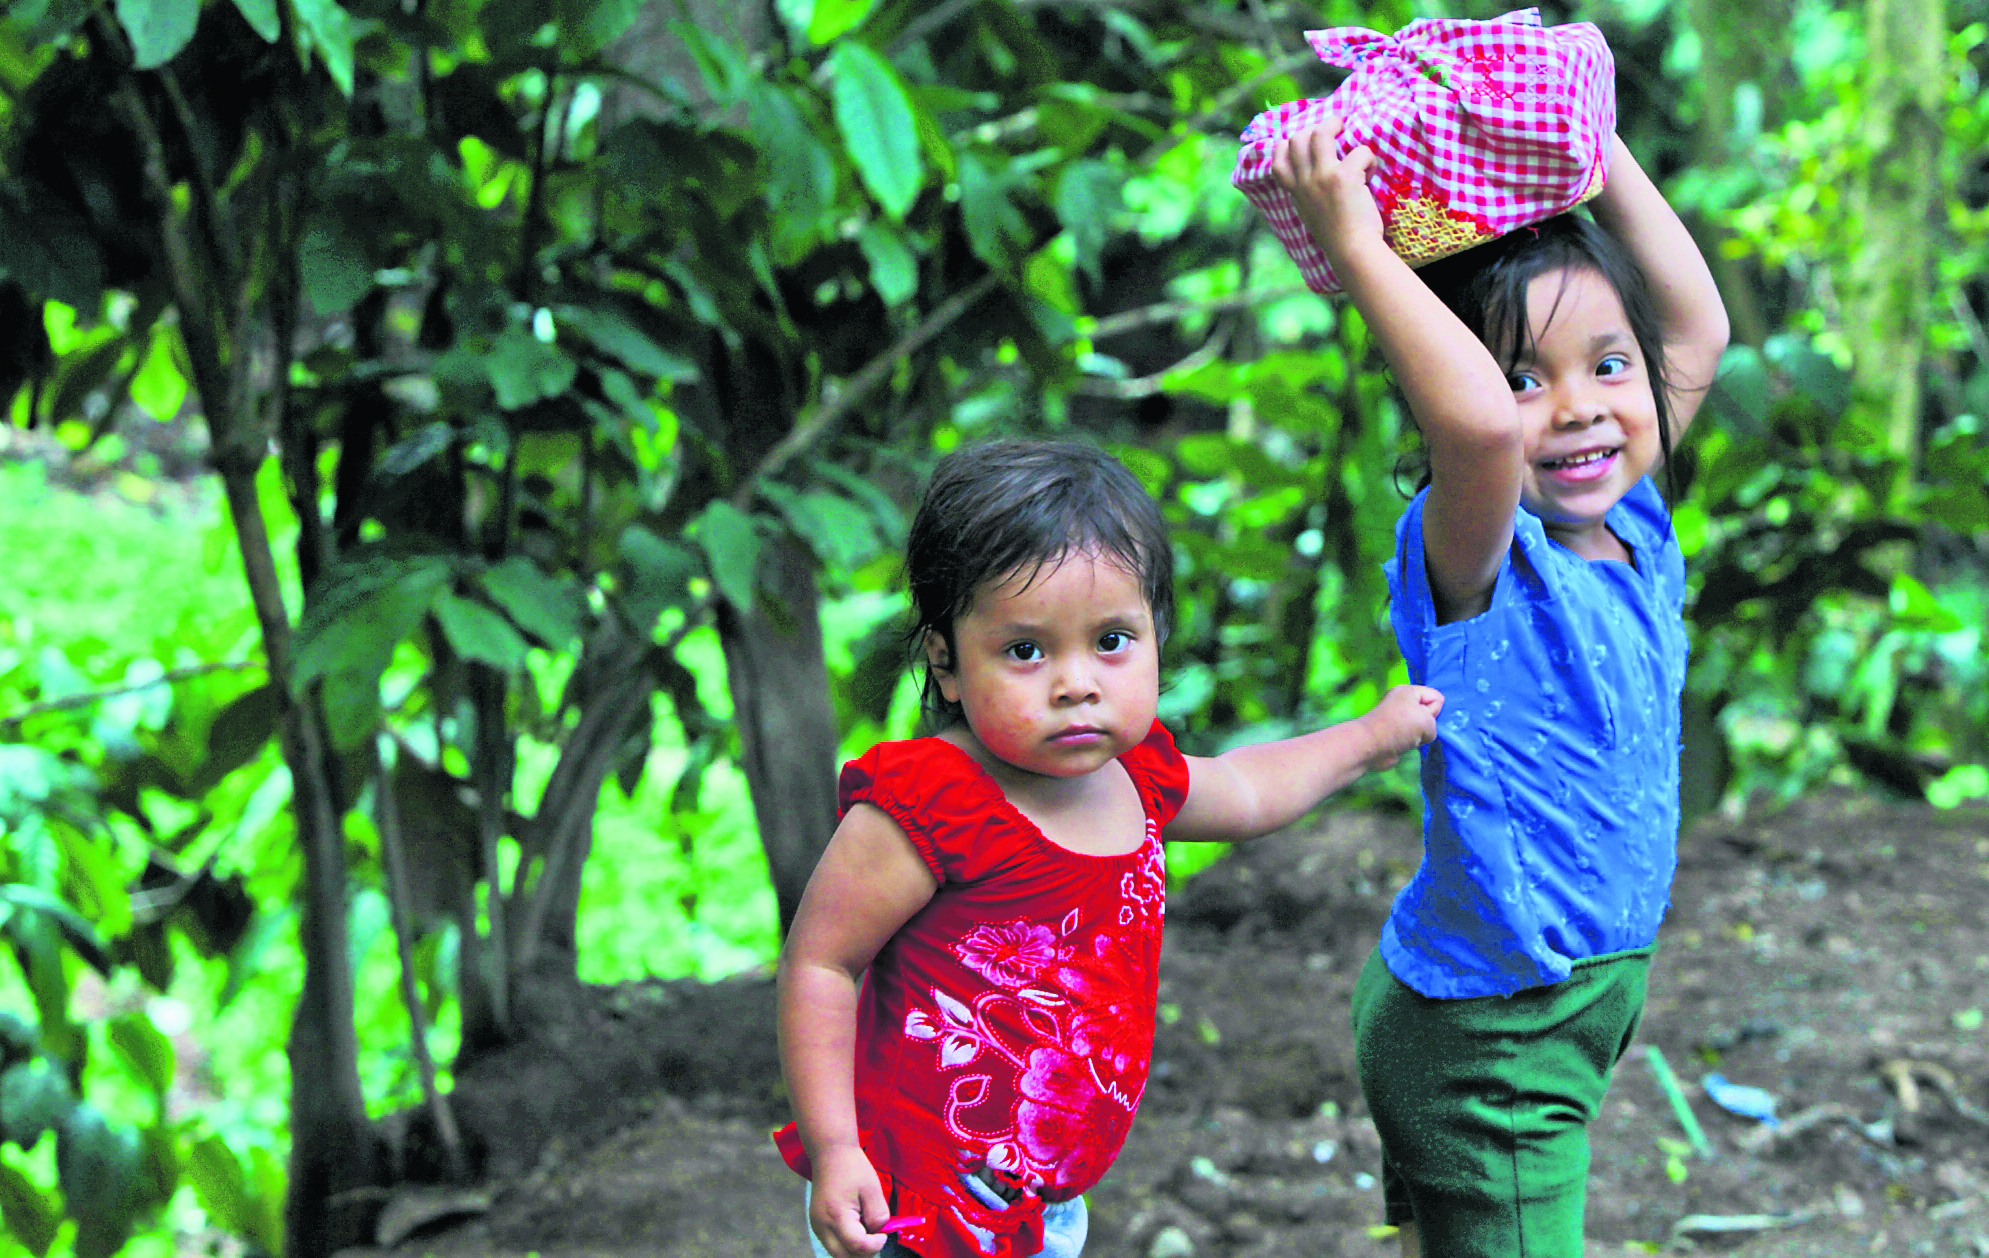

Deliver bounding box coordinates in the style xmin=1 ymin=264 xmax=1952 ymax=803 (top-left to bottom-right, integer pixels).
xmin=1381 ymin=478 xmax=1689 ymax=998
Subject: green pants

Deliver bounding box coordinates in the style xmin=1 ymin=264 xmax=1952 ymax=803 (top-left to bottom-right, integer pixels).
xmin=1351 ymin=947 xmax=1651 ymax=1257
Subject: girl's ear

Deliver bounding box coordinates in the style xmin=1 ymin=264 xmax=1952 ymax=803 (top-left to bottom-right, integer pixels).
xmin=923 ymin=631 xmax=962 ymax=704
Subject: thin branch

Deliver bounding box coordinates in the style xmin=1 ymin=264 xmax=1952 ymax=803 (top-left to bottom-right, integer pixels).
xmin=0 ymin=662 xmax=266 ymax=727
xmin=1087 ymin=286 xmax=1310 ymax=340
xmin=1071 ymin=319 xmax=1234 ymax=399
xmin=734 ymin=270 xmax=1002 ymax=504
xmin=372 ymin=744 xmax=469 ymax=1182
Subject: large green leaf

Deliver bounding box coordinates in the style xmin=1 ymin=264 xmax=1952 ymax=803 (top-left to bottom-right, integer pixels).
xmin=56 ymin=1107 xmax=143 ymax=1258
xmin=0 ymin=182 xmax=103 ymax=308
xmin=763 ymin=485 xmax=880 ymax=572
xmin=555 ymin=306 xmax=697 ymax=383
xmin=0 ymin=1160 xmax=58 ymax=1257
xmin=487 ymin=327 xmax=578 ymax=410
xmin=690 ymin=501 xmax=760 ymax=613
xmin=553 ymin=0 xmax=638 ymax=55
xmin=107 ymin=1014 xmax=174 ymax=1097
xmin=481 ymin=558 xmax=584 ymax=650
xmin=432 ymin=592 xmax=530 ymax=672
xmin=230 ymin=0 xmax=280 ymax=41
xmin=0 ymin=1059 xmax=73 ymax=1151
xmin=806 ymin=0 xmax=874 ymax=44
xmin=856 ymin=222 xmax=916 ymax=307
xmin=291 ymin=0 xmax=358 ymax=96
xmin=748 ymin=83 xmax=836 ymax=251
xmin=293 ymin=555 xmax=451 ymax=748
xmin=0 ymin=885 xmax=110 ymax=975
xmin=827 ymin=43 xmax=921 ymax=221
xmin=186 ymin=1137 xmax=251 ymax=1249
xmin=128 ymin=325 xmax=187 ymax=421
xmin=620 ymin=525 xmax=699 ymax=632
xmin=298 ymin=221 xmax=374 ymax=316
xmin=1054 ymin=160 xmax=1119 ymax=283
xmin=958 ymin=150 xmax=1030 ymax=268
xmin=189 ymin=683 xmax=280 ymax=795
xmin=113 ymin=0 xmax=198 ymax=69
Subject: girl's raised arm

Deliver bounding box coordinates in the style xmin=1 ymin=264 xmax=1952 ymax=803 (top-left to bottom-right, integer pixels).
xmin=1274 ymin=127 xmax=1522 ymax=621
xmin=1587 ymin=136 xmax=1730 ymax=437
xmin=777 ymin=807 xmax=938 ymax=1258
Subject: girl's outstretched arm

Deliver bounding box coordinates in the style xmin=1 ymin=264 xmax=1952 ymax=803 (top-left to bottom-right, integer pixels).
xmin=778 ymin=805 xmax=939 ymax=1258
xmin=1169 ymin=683 xmax=1442 ymax=843
xmin=1588 ymin=136 xmax=1730 ymax=436
xmin=1274 ymin=127 xmax=1521 ymax=620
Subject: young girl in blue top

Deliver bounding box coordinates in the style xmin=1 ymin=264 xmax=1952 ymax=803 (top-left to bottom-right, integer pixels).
xmin=1272 ymin=129 xmax=1730 ymax=1256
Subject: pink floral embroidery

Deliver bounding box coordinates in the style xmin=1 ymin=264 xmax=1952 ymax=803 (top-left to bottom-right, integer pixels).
xmin=955 ymin=921 xmax=1060 ymax=988
xmin=903 ymin=831 xmax=1165 ymax=1193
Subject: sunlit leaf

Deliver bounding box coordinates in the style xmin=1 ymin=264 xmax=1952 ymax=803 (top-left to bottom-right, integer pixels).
xmin=828 ymin=42 xmax=921 ymax=220
xmin=806 ymin=0 xmax=874 ymax=44
xmin=128 ymin=324 xmax=187 ymax=421
xmin=114 ymin=0 xmax=198 ymax=69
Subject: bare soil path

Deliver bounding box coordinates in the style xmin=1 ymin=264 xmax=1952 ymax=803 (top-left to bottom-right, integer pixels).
xmin=369 ymin=791 xmax=1989 ymax=1258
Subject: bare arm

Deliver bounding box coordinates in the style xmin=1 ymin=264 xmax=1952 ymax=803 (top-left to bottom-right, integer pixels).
xmin=1168 ymin=684 xmax=1442 ymax=843
xmin=1587 ymin=136 xmax=1730 ymax=438
xmin=777 ymin=804 xmax=939 ymax=1258
xmin=1274 ymin=127 xmax=1522 ymax=620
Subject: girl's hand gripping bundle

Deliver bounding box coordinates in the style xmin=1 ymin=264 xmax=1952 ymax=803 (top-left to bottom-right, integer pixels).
xmin=1232 ymin=7 xmax=1616 ymax=294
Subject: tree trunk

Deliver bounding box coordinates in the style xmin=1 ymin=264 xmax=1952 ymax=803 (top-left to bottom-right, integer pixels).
xmin=1842 ymin=0 xmax=1946 ymax=497
xmin=717 ymin=533 xmax=842 ymax=935
xmin=217 ymin=466 xmax=380 ymax=1257
xmin=1684 ymin=0 xmax=1789 ymax=350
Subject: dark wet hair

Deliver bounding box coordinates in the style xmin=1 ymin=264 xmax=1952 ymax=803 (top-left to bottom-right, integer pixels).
xmin=906 ymin=440 xmax=1174 ymax=728
xmin=1402 ymin=212 xmax=1678 ymax=501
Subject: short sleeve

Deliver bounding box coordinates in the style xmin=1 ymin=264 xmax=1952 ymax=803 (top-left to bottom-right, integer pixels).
xmin=839 ymin=744 xmax=949 ymax=883
xmin=1119 ymin=721 xmax=1190 ymax=830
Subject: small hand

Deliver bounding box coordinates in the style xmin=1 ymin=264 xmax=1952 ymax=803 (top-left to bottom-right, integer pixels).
xmin=1269 ymin=124 xmax=1386 ymax=265
xmin=1360 ymin=684 xmax=1444 ymax=770
xmin=809 ymin=1145 xmax=892 ymax=1258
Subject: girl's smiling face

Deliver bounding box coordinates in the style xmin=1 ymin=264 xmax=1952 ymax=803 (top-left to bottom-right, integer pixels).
xmin=1509 ymin=266 xmax=1661 ymax=558
xmin=927 ymin=550 xmax=1159 ymax=781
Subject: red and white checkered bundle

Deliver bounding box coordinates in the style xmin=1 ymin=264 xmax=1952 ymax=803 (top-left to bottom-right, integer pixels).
xmin=1232 ymin=8 xmax=1616 ymax=295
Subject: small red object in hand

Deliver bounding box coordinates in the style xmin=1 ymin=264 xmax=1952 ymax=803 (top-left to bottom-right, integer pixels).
xmin=878 ymin=1217 xmax=926 ymax=1234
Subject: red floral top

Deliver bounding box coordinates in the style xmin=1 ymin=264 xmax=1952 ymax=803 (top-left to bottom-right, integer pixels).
xmin=776 ymin=722 xmax=1189 ymax=1257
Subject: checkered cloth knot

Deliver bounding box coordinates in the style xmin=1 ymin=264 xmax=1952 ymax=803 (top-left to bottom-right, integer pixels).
xmin=1232 ymin=7 xmax=1616 ymax=295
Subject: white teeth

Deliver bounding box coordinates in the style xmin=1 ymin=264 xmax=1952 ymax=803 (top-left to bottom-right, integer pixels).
xmin=1547 ymin=449 xmax=1613 ymax=470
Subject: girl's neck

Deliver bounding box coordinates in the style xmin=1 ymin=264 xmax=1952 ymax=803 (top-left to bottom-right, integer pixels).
xmin=1542 ymin=516 xmax=1634 ymax=564
xmin=937 ymin=725 xmax=1147 ymax=857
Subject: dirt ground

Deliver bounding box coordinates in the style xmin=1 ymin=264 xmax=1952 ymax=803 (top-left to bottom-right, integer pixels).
xmin=366 ymin=790 xmax=1989 ymax=1258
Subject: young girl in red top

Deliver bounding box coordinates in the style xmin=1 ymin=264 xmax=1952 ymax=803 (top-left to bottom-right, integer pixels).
xmin=777 ymin=440 xmax=1443 ymax=1258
